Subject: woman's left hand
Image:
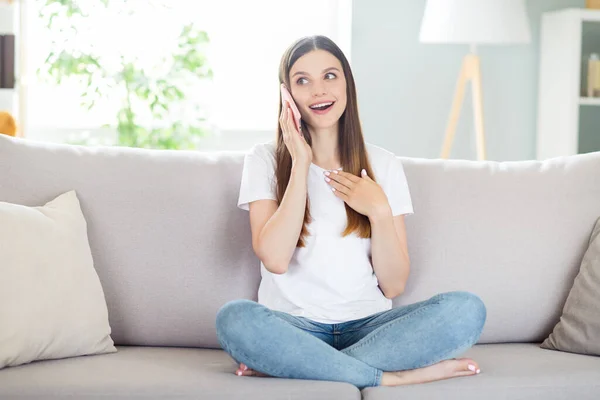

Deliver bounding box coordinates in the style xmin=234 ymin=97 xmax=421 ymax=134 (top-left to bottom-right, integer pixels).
xmin=324 ymin=169 xmax=391 ymax=219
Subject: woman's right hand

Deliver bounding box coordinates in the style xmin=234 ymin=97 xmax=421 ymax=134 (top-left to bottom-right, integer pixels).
xmin=280 ymin=102 xmax=312 ymax=171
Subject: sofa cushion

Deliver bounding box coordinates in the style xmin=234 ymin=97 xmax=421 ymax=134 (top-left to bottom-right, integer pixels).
xmin=361 ymin=343 xmax=600 ymax=400
xmin=2 ymin=344 xmax=598 ymax=399
xmin=0 ymin=190 xmax=116 ymax=369
xmin=0 ymin=346 xmax=360 ymax=400
xmin=0 ymin=135 xmax=260 ymax=349
xmin=393 ymin=153 xmax=600 ymax=343
xmin=541 ymin=215 xmax=600 ymax=356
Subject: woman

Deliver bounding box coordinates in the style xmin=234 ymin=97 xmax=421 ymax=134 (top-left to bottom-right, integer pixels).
xmin=216 ymin=35 xmax=486 ymax=389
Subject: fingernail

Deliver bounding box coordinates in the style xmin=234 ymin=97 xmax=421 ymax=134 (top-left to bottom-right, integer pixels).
xmin=333 ymin=170 xmax=338 ymax=174
xmin=325 ymin=177 xmax=331 ymax=182
xmin=324 ymin=171 xmax=330 ymax=176
xmin=243 ymin=365 xmax=248 ymax=371
xmin=331 ymin=187 xmax=336 ymax=192
xmin=476 ymin=369 xmax=481 ymax=374
xmin=236 ymin=371 xmax=242 ymax=376
xmin=468 ymin=364 xmax=476 ymax=372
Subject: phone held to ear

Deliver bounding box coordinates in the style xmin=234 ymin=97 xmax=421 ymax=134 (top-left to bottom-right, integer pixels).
xmin=280 ymin=83 xmax=302 ymax=134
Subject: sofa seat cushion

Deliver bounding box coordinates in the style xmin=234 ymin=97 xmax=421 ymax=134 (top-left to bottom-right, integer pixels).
xmin=3 ymin=344 xmax=598 ymax=399
xmin=362 ymin=343 xmax=600 ymax=400
xmin=0 ymin=346 xmax=360 ymax=400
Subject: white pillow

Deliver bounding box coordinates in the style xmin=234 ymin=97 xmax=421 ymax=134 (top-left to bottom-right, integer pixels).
xmin=0 ymin=190 xmax=116 ymax=369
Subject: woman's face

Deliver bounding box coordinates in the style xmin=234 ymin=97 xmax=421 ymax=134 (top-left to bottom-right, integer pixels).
xmin=289 ymin=49 xmax=347 ymax=131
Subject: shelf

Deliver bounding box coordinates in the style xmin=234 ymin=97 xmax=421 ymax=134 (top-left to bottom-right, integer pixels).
xmin=537 ymin=8 xmax=600 ymax=159
xmin=580 ymin=97 xmax=600 ymax=105
xmin=581 ymin=9 xmax=600 ymax=22
xmin=554 ymin=8 xmax=600 ymax=22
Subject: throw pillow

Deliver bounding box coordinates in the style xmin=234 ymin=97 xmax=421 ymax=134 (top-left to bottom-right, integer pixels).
xmin=540 ymin=215 xmax=600 ymax=356
xmin=0 ymin=190 xmax=116 ymax=369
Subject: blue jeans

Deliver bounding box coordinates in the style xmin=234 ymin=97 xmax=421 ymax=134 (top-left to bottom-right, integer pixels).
xmin=215 ymin=291 xmax=486 ymax=389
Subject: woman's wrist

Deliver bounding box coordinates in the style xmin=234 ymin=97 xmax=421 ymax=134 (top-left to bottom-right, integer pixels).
xmin=368 ymin=205 xmax=393 ymax=222
xmin=291 ymin=161 xmax=310 ymax=176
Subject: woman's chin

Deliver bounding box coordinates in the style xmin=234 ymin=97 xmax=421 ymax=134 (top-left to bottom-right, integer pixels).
xmin=306 ymin=118 xmax=340 ymax=132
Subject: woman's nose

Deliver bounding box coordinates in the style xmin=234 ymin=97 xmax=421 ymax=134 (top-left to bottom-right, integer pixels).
xmin=312 ymin=82 xmax=327 ymax=97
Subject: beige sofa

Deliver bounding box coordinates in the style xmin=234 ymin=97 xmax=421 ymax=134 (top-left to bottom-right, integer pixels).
xmin=0 ymin=134 xmax=599 ymax=399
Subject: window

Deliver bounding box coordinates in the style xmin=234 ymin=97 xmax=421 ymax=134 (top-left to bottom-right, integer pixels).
xmin=22 ymin=0 xmax=352 ymax=149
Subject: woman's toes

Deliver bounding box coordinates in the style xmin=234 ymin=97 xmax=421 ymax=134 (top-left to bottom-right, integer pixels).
xmin=234 ymin=362 xmax=269 ymax=378
xmin=235 ymin=364 xmax=250 ymax=376
xmin=235 ymin=363 xmax=266 ymax=377
xmin=236 ymin=368 xmax=253 ymax=376
xmin=457 ymin=358 xmax=481 ymax=374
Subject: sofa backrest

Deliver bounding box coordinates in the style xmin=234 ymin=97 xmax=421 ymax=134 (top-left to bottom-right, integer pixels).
xmin=2 ymin=135 xmax=599 ymax=347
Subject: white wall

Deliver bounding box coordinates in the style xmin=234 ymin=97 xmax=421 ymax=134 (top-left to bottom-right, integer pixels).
xmin=351 ymin=0 xmax=586 ymax=161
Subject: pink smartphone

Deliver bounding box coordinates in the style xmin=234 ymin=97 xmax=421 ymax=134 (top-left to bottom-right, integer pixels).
xmin=280 ymin=83 xmax=302 ymax=133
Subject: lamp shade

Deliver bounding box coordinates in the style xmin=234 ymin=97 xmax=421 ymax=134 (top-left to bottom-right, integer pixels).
xmin=419 ymin=0 xmax=531 ymax=44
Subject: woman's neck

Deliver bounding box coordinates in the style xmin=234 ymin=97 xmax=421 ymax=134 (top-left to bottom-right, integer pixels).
xmin=309 ymin=124 xmax=341 ymax=170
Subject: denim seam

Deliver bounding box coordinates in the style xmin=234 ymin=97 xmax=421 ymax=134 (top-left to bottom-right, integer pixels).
xmin=341 ymin=321 xmax=390 ymax=334
xmin=342 ymin=317 xmax=411 ymax=334
xmin=285 ymin=323 xmax=330 ymax=335
xmin=343 ymin=295 xmax=448 ymax=333
xmin=373 ymin=368 xmax=383 ymax=387
xmin=275 ymin=316 xmax=331 ymax=335
xmin=341 ymin=304 xmax=436 ymax=355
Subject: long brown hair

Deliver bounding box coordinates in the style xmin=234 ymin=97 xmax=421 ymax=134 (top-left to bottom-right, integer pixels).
xmin=276 ymin=35 xmax=376 ymax=247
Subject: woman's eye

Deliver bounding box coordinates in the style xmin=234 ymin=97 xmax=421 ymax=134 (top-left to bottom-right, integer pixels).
xmin=325 ymin=72 xmax=336 ymax=80
xmin=296 ymin=77 xmax=308 ymax=85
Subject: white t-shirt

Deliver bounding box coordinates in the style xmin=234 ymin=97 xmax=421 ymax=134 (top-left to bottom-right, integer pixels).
xmin=237 ymin=141 xmax=414 ymax=324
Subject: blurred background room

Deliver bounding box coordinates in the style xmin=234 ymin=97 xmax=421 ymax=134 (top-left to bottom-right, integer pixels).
xmin=0 ymin=0 xmax=599 ymax=161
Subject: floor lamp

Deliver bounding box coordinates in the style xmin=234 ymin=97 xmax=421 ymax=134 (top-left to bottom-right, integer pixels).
xmin=419 ymin=0 xmax=531 ymax=160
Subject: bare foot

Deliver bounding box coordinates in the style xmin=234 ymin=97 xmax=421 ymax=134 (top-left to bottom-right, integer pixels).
xmin=235 ymin=363 xmax=270 ymax=378
xmin=381 ymin=358 xmax=481 ymax=386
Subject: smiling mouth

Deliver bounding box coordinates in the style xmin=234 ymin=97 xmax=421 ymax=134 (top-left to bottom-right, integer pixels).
xmin=309 ymin=101 xmax=335 ymax=111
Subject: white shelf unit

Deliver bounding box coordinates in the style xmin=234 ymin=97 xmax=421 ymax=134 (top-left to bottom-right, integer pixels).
xmin=580 ymin=96 xmax=600 ymax=105
xmin=536 ymin=8 xmax=600 ymax=160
